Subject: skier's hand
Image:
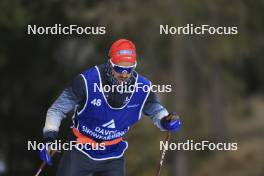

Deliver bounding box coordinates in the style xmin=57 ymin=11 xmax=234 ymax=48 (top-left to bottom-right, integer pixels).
xmin=161 ymin=112 xmax=182 ymax=132
xmin=39 ymin=131 xmax=58 ymax=165
xmin=39 ymin=146 xmax=53 ymax=165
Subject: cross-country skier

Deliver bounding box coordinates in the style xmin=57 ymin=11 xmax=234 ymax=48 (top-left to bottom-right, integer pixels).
xmin=39 ymin=39 xmax=181 ymax=176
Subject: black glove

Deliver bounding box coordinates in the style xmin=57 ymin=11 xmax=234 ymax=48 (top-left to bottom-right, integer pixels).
xmin=43 ymin=130 xmax=58 ymax=143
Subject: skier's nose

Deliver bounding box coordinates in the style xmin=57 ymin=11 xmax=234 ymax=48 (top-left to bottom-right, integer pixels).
xmin=121 ymin=72 xmax=129 ymax=78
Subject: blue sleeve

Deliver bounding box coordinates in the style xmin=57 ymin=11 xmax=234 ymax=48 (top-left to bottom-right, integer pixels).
xmin=43 ymin=75 xmax=86 ymax=133
xmin=142 ymin=92 xmax=169 ymax=130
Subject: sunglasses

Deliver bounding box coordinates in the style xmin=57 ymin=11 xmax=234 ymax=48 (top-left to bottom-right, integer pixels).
xmin=110 ymin=59 xmax=136 ymax=74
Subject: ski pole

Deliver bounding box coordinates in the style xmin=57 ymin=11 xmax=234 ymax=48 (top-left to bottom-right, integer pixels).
xmin=155 ymin=131 xmax=171 ymax=176
xmin=34 ymin=150 xmax=57 ymax=176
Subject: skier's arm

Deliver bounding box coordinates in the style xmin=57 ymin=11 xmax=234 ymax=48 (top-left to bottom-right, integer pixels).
xmin=43 ymin=75 xmax=86 ymax=136
xmin=142 ymin=92 xmax=169 ymax=131
xmin=40 ymin=75 xmax=86 ymax=164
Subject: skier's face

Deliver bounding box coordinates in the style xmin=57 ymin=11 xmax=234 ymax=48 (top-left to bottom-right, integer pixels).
xmin=111 ymin=62 xmax=135 ymax=83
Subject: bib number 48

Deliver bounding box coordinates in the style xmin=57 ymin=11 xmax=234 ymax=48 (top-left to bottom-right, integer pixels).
xmin=91 ymin=98 xmax=101 ymax=106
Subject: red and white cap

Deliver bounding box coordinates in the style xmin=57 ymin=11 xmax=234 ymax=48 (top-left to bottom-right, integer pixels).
xmin=109 ymin=39 xmax=136 ymax=64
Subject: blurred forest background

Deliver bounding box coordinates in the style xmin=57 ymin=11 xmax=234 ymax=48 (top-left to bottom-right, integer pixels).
xmin=0 ymin=0 xmax=264 ymax=176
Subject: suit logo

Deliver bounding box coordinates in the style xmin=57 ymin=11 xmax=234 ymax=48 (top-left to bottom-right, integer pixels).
xmin=102 ymin=119 xmax=116 ymax=129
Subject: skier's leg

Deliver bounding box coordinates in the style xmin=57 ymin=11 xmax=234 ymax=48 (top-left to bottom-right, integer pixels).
xmin=94 ymin=157 xmax=125 ymax=176
xmin=56 ymin=148 xmax=94 ymax=176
